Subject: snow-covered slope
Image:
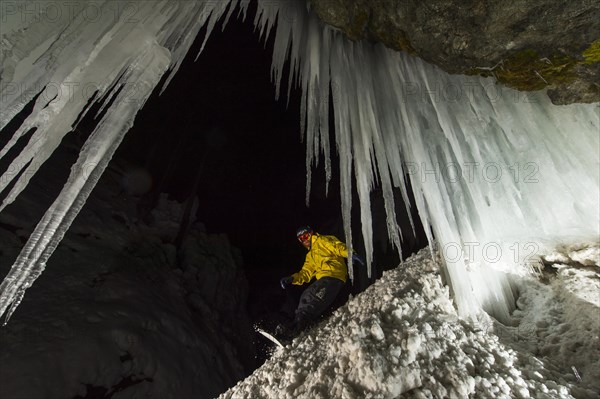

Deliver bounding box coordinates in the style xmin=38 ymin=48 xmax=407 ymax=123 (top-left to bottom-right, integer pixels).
xmin=221 ymin=247 xmax=599 ymax=399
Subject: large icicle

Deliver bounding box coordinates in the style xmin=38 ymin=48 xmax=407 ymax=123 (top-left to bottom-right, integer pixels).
xmin=253 ymin=1 xmax=599 ymax=321
xmin=0 ymin=0 xmax=246 ymax=320
xmin=0 ymin=42 xmax=171 ymax=321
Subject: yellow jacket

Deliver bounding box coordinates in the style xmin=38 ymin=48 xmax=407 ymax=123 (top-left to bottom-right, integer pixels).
xmin=292 ymin=233 xmax=348 ymax=284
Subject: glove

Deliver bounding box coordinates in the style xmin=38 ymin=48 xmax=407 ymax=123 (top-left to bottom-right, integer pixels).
xmin=352 ymin=253 xmax=365 ymax=266
xmin=280 ymin=276 xmax=293 ymax=289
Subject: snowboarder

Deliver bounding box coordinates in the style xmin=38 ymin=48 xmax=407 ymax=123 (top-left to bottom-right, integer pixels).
xmin=276 ymin=226 xmax=363 ymax=339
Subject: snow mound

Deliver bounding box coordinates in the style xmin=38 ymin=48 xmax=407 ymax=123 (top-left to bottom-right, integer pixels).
xmin=220 ymin=248 xmax=599 ymax=399
xmin=507 ymin=243 xmax=600 ymax=392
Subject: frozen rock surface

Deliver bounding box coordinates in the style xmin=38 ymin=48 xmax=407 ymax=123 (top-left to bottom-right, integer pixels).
xmin=310 ymin=0 xmax=600 ymax=104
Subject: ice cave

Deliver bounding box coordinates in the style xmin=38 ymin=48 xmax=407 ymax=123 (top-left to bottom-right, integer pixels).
xmin=0 ymin=1 xmax=598 ymax=398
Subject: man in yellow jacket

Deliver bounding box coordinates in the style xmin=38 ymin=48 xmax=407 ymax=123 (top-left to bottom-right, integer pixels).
xmin=278 ymin=226 xmax=362 ymax=336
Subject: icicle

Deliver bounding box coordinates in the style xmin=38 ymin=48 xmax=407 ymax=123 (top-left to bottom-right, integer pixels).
xmin=0 ymin=0 xmax=238 ymax=320
xmin=0 ymin=40 xmax=171 ymax=319
xmin=3 ymin=288 xmax=26 ymax=326
xmin=331 ymin=38 xmax=356 ymax=283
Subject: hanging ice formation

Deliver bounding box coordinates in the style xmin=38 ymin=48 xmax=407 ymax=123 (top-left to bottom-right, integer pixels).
xmin=0 ymin=0 xmax=249 ymax=322
xmin=1 ymin=0 xmax=598 ymax=323
xmin=254 ymin=2 xmax=599 ymax=322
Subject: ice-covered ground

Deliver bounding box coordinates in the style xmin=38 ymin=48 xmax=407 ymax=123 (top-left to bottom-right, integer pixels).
xmin=221 ymin=246 xmax=599 ymax=399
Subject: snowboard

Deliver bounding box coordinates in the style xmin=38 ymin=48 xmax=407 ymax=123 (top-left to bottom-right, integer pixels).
xmin=255 ymin=327 xmax=285 ymax=349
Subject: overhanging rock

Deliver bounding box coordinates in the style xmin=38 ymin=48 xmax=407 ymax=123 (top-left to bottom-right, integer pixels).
xmin=310 ymin=0 xmax=600 ymax=104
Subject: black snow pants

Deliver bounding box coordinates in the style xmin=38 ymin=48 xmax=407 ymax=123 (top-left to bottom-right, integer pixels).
xmin=294 ymin=276 xmax=344 ymax=326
